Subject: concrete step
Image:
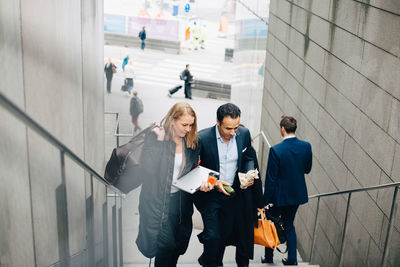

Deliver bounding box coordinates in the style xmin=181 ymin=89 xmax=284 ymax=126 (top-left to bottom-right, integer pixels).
xmin=123 ymin=261 xmax=319 ymax=267
xmin=175 ymin=263 xmax=319 ymax=267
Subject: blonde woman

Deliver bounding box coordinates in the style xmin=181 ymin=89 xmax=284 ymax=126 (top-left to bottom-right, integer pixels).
xmin=136 ymin=102 xmax=200 ymax=267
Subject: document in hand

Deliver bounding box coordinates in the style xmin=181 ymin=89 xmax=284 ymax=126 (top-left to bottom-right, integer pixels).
xmin=173 ymin=165 xmax=219 ymax=194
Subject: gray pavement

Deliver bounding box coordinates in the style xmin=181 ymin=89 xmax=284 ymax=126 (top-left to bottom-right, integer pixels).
xmin=104 ymin=35 xmax=305 ymax=266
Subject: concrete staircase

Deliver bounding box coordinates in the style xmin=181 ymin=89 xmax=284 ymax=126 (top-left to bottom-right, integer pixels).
xmin=175 ymin=263 xmax=319 ymax=267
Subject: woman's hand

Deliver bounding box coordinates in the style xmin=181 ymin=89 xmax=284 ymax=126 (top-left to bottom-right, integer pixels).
xmin=152 ymin=126 xmax=165 ymax=141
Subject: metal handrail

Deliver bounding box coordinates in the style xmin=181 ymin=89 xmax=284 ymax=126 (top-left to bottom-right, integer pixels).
xmin=253 ymin=130 xmax=271 ymax=149
xmin=308 ymin=181 xmax=399 ymax=267
xmin=252 ymin=130 xmax=272 ymax=177
xmin=105 ymin=112 xmax=134 ymax=147
xmin=309 ymin=181 xmax=400 ymax=199
xmin=0 ymin=92 xmax=123 ymax=196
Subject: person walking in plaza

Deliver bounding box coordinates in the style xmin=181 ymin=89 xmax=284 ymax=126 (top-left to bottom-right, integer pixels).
xmin=191 ymin=21 xmax=201 ymax=50
xmin=129 ymin=90 xmax=143 ymax=132
xmin=125 ymin=60 xmax=135 ymax=96
xmin=136 ymin=102 xmax=201 ymax=267
xmin=262 ymin=115 xmax=312 ymax=265
xmin=138 ymin=26 xmax=147 ymax=50
xmin=200 ymin=24 xmax=208 ymax=49
xmin=122 ymin=54 xmax=129 ymax=72
xmin=194 ymin=103 xmax=263 ymax=267
xmin=104 ymin=57 xmax=116 ymax=93
xmin=182 ymin=64 xmax=193 ymax=99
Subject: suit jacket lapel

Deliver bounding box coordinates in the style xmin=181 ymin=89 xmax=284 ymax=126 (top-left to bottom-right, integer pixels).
xmin=235 ymin=129 xmax=243 ymax=171
xmin=210 ymin=126 xmax=220 ymax=172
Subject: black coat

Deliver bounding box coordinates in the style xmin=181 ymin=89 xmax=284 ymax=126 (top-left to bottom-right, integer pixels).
xmin=104 ymin=63 xmax=115 ymax=79
xmin=183 ymin=69 xmax=193 ymax=84
xmin=196 ymin=125 xmax=264 ymax=260
xmin=136 ymin=133 xmax=200 ymax=258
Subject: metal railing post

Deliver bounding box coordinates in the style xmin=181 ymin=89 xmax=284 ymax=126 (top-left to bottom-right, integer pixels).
xmin=381 ymin=186 xmax=399 ymax=267
xmin=86 ymin=175 xmax=95 ymax=265
xmin=260 ymin=139 xmax=264 ymax=176
xmin=58 ymin=151 xmax=71 ymax=267
xmin=119 ymin=197 xmax=123 ymax=266
xmin=112 ymin=195 xmax=118 ymax=267
xmin=309 ymin=197 xmax=321 ymax=263
xmin=338 ymin=192 xmax=352 ymax=266
xmin=103 ymin=188 xmax=109 ymax=267
xmin=116 ymin=113 xmax=120 ymax=147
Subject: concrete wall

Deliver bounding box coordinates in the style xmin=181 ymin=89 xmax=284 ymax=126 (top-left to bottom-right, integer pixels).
xmin=261 ymin=0 xmax=400 ymax=266
xmin=232 ymin=0 xmax=269 ymax=136
xmin=0 ymin=0 xmax=109 ymax=266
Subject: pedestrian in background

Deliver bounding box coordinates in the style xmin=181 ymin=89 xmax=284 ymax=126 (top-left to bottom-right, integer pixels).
xmin=125 ymin=60 xmax=135 ymax=96
xmin=104 ymin=57 xmax=116 ymax=93
xmin=139 ymin=26 xmax=147 ymax=51
xmin=122 ymin=54 xmax=129 ymax=72
xmin=200 ymin=24 xmax=207 ymax=49
xmin=182 ymin=64 xmax=193 ymax=99
xmin=136 ymin=102 xmax=202 ymax=266
xmin=191 ymin=21 xmax=201 ymax=50
xmin=129 ymin=90 xmax=143 ymax=132
xmin=262 ymin=115 xmax=312 ymax=265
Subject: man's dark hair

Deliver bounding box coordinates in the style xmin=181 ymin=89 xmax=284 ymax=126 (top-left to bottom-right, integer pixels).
xmin=186 ymin=64 xmax=190 ymax=68
xmin=217 ymin=103 xmax=241 ymax=124
xmin=280 ymin=115 xmax=297 ymax=133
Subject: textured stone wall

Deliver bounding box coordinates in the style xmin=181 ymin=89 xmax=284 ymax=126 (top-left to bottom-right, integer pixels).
xmin=261 ymin=0 xmax=400 ymax=266
xmin=0 ymin=0 xmax=107 ymax=266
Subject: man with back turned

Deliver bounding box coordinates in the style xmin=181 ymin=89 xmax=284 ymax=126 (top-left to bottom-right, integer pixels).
xmin=262 ymin=115 xmax=312 ymax=265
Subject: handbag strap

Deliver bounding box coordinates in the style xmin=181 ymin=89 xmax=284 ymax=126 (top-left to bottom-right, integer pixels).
xmin=276 ymin=246 xmax=288 ymax=254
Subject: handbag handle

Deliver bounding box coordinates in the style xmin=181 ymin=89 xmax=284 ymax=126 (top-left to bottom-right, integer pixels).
xmin=257 ymin=208 xmax=278 ymax=249
xmin=257 ymin=208 xmax=268 ymax=239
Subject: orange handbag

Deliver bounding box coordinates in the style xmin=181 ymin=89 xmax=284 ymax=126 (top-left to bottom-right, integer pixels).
xmin=254 ymin=208 xmax=280 ymax=249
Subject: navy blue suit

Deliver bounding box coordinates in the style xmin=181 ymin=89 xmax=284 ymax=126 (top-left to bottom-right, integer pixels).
xmin=194 ymin=125 xmax=261 ymax=267
xmin=263 ymin=136 xmax=312 ymax=262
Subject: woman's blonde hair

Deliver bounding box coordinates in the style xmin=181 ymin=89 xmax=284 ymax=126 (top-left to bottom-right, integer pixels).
xmin=160 ymin=102 xmax=198 ymax=149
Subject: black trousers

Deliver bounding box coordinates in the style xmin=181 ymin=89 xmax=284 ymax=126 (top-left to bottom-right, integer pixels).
xmin=194 ymin=191 xmax=243 ymax=267
xmin=184 ymin=83 xmax=192 ymax=98
xmin=106 ymin=76 xmax=112 ymax=93
xmin=265 ymin=205 xmax=299 ymax=262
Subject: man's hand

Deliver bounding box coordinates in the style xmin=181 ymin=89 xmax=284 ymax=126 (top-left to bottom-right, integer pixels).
xmin=199 ymin=181 xmax=213 ymax=192
xmin=214 ymin=180 xmax=231 ymax=196
xmin=264 ymin=203 xmax=274 ymax=210
xmin=246 ymin=179 xmax=254 ymax=188
xmin=239 ymin=169 xmax=259 ymax=189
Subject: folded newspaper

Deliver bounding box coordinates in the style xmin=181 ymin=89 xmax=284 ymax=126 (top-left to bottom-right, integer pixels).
xmin=238 ymin=169 xmax=259 ymax=189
